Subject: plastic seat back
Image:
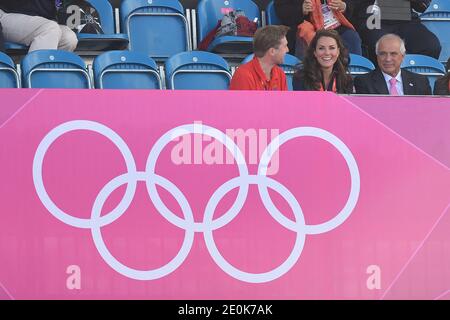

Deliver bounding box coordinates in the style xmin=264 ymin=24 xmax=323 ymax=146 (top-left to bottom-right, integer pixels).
xmin=165 ymin=51 xmax=232 ymax=89
xmin=21 ymin=50 xmax=91 ymax=88
xmin=93 ymin=50 xmax=162 ymax=89
xmin=120 ymin=0 xmax=190 ymax=60
xmin=0 ymin=52 xmax=20 ymax=88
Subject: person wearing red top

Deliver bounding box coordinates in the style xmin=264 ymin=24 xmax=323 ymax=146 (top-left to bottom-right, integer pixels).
xmin=230 ymin=25 xmax=289 ymax=91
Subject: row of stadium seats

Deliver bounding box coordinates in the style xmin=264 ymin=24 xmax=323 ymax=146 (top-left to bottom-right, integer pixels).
xmin=4 ymin=0 xmax=450 ymax=63
xmin=0 ymin=50 xmax=446 ymax=90
xmin=0 ymin=50 xmax=231 ymax=90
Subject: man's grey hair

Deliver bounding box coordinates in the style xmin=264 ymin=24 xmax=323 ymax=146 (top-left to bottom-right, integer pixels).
xmin=375 ymin=34 xmax=406 ymax=55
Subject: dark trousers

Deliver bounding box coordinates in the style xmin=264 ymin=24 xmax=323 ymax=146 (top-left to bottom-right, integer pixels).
xmin=0 ymin=22 xmax=4 ymax=52
xmin=358 ymin=19 xmax=442 ymax=62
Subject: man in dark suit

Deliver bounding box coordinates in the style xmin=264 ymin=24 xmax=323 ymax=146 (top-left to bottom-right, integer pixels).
xmin=354 ymin=33 xmax=431 ymax=95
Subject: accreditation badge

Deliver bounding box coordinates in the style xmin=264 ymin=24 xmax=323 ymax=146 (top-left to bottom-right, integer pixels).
xmin=322 ymin=4 xmax=341 ymax=30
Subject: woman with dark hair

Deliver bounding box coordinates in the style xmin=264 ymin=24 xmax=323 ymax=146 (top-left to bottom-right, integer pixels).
xmin=434 ymin=58 xmax=450 ymax=96
xmin=293 ymin=29 xmax=353 ymax=93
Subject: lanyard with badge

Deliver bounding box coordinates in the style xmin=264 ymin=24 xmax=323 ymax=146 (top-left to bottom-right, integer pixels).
xmin=321 ymin=0 xmax=341 ymax=30
xmin=319 ymin=74 xmax=337 ymax=92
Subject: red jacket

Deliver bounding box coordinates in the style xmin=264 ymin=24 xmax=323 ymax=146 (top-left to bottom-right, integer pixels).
xmin=230 ymin=57 xmax=288 ymax=91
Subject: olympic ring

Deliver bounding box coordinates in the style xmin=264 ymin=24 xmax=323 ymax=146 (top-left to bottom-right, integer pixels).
xmin=32 ymin=120 xmax=137 ymax=229
xmin=258 ymin=127 xmax=360 ymax=235
xmin=33 ymin=121 xmax=360 ymax=283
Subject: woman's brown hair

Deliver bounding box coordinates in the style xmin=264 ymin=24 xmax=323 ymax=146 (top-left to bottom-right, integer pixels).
xmin=295 ymin=29 xmax=353 ymax=93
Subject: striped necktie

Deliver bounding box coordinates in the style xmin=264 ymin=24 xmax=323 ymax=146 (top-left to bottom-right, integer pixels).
xmin=389 ymin=78 xmax=399 ymax=96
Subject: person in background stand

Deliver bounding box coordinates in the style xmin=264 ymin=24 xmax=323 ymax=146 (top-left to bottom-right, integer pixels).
xmin=434 ymin=57 xmax=450 ymax=96
xmin=275 ymin=0 xmax=361 ymax=59
xmin=0 ymin=0 xmax=77 ymax=52
xmin=293 ymin=29 xmax=354 ymax=93
xmin=0 ymin=22 xmax=4 ymax=52
xmin=349 ymin=0 xmax=441 ymax=62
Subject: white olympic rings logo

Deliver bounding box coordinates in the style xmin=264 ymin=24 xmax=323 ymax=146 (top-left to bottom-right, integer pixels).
xmin=32 ymin=120 xmax=360 ymax=283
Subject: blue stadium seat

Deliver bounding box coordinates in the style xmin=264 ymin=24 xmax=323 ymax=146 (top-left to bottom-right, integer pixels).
xmin=21 ymin=50 xmax=91 ymax=88
xmin=420 ymin=7 xmax=450 ymax=63
xmin=425 ymin=0 xmax=450 ymax=12
xmin=164 ymin=51 xmax=232 ymax=89
xmin=4 ymin=41 xmax=28 ymax=53
xmin=76 ymin=0 xmax=129 ymax=51
xmin=266 ymin=1 xmax=281 ymax=25
xmin=0 ymin=52 xmax=20 ymax=88
xmin=120 ymin=0 xmax=191 ymax=61
xmin=401 ymin=54 xmax=446 ymax=90
xmin=93 ymin=50 xmax=162 ymax=89
xmin=348 ymin=53 xmax=375 ymax=77
xmin=197 ymin=0 xmax=260 ymax=54
xmin=240 ymin=53 xmax=301 ymax=90
xmin=279 ymin=53 xmax=301 ymax=91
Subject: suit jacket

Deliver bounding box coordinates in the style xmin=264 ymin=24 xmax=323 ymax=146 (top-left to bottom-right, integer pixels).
xmin=433 ymin=75 xmax=450 ymax=96
xmin=354 ymin=68 xmax=432 ymax=95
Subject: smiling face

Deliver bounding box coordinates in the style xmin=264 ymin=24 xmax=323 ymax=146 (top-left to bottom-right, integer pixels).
xmin=376 ymin=37 xmax=405 ymax=77
xmin=313 ymin=36 xmax=340 ymax=71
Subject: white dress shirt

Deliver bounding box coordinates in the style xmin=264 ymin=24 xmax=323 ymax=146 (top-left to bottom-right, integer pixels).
xmin=382 ymin=70 xmax=404 ymax=96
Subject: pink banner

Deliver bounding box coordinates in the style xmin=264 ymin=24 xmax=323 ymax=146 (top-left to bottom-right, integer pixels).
xmin=0 ymin=89 xmax=449 ymax=299
xmin=348 ymin=96 xmax=450 ymax=169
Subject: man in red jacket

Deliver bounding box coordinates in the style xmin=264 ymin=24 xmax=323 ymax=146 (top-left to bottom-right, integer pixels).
xmin=0 ymin=0 xmax=77 ymax=52
xmin=230 ymin=25 xmax=290 ymax=91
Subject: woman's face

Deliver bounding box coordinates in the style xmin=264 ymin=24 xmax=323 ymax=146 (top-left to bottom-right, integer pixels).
xmin=313 ymin=36 xmax=340 ymax=70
